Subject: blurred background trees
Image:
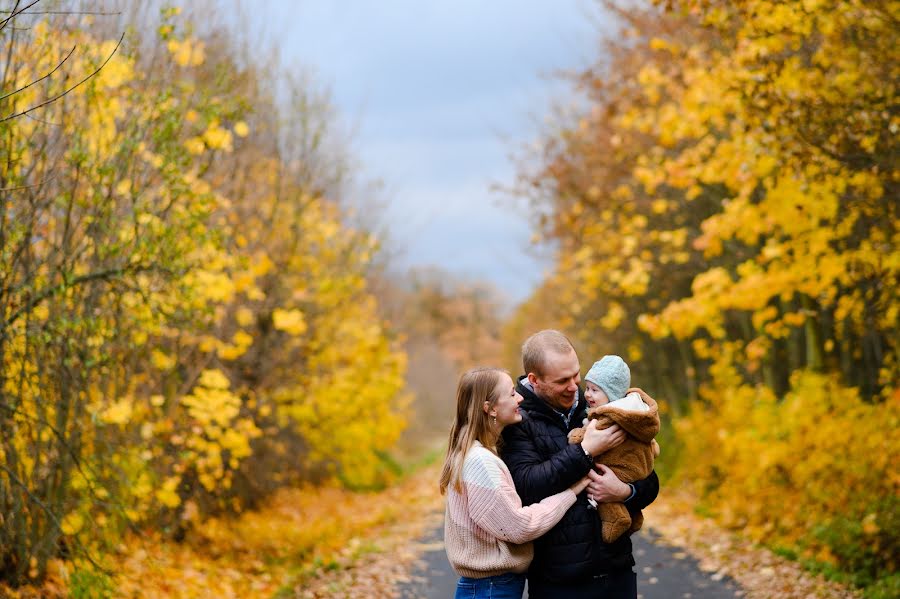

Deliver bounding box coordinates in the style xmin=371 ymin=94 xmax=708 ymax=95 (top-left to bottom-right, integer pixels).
xmin=0 ymin=2 xmax=511 ymax=588
xmin=0 ymin=0 xmax=896 ymax=596
xmin=0 ymin=2 xmax=412 ymax=586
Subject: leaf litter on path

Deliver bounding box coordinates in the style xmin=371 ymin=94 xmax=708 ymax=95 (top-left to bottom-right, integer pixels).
xmin=644 ymin=486 xmax=860 ymax=599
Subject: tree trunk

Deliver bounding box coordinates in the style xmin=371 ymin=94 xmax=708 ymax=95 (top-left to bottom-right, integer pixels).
xmin=801 ymin=294 xmax=824 ymax=372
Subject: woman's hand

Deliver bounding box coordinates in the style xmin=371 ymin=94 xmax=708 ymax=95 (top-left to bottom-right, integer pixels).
xmin=568 ymin=476 xmax=590 ymax=495
xmin=580 ymin=420 xmax=626 ymax=457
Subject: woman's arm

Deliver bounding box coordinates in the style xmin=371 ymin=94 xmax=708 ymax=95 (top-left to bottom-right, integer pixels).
xmin=500 ymin=421 xmax=592 ymax=505
xmin=464 ymin=450 xmax=585 ymax=544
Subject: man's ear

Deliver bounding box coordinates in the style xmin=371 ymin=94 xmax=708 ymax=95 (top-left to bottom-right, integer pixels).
xmin=526 ymin=372 xmax=539 ymax=386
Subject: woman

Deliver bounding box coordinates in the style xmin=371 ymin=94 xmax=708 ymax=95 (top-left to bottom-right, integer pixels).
xmin=439 ymin=367 xmax=590 ymax=599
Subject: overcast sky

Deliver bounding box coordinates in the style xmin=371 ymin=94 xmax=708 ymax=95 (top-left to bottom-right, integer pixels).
xmin=249 ymin=1 xmax=606 ymax=305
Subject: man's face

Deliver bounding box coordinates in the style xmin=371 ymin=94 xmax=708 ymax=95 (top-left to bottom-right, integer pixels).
xmin=528 ymin=349 xmax=581 ymax=412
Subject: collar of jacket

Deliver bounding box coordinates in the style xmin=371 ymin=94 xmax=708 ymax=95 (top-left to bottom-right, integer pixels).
xmin=515 ymin=374 xmax=586 ymax=431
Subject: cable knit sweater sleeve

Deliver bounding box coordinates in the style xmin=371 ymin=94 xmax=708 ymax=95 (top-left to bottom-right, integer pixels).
xmin=463 ymin=446 xmax=576 ymax=544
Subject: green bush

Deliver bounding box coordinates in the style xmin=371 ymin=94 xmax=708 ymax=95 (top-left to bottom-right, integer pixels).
xmin=69 ymin=566 xmax=113 ymax=599
xmin=811 ymin=496 xmax=899 ymax=589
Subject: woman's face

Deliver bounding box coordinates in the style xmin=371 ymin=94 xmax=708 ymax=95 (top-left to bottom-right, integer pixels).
xmin=490 ymin=372 xmax=523 ymax=427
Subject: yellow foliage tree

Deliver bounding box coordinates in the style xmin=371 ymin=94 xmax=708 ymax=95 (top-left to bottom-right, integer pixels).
xmin=509 ymin=0 xmax=898 ymax=588
xmin=0 ymin=8 xmax=407 ymax=587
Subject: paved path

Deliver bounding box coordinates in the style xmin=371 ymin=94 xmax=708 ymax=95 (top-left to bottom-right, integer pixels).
xmin=399 ymin=524 xmax=742 ymax=598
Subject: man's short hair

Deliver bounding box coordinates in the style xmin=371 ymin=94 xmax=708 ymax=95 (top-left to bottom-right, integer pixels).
xmin=522 ymin=330 xmax=575 ymax=377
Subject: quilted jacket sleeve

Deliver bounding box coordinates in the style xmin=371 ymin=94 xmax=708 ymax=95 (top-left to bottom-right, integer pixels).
xmin=626 ymin=469 xmax=660 ymax=513
xmin=501 ymin=420 xmax=594 ymax=506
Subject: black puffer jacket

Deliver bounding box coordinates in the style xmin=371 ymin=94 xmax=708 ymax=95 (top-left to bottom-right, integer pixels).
xmin=500 ymin=375 xmax=660 ymax=584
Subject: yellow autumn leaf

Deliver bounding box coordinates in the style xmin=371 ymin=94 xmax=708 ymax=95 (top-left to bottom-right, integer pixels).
xmin=61 ymin=512 xmax=83 ymax=535
xmin=233 ymin=330 xmax=253 ymax=348
xmin=156 ymin=476 xmax=182 ymax=508
xmin=198 ymin=368 xmax=230 ymax=390
xmin=31 ymin=304 xmax=49 ymax=321
xmin=272 ymin=308 xmax=307 ymax=336
xmin=115 ymin=179 xmax=132 ymax=196
xmin=101 ymin=398 xmax=133 ymax=425
xmin=150 ymin=349 xmax=175 ymax=370
xmin=202 ymin=122 xmax=233 ymax=151
xmin=235 ymin=307 xmax=255 ymax=327
xmin=184 ymin=137 xmax=205 ymax=155
xmin=218 ymin=343 xmax=247 ymax=361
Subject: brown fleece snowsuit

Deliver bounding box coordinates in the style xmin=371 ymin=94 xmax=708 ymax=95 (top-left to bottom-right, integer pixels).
xmin=568 ymin=392 xmax=660 ymax=543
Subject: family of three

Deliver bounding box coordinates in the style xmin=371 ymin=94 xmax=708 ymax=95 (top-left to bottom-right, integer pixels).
xmin=440 ymin=330 xmax=660 ymax=598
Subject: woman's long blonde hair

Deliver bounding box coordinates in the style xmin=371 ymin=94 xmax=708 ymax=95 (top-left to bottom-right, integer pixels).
xmin=439 ymin=367 xmax=507 ymax=495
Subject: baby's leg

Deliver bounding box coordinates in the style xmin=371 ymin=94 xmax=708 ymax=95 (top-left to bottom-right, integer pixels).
xmin=598 ymin=502 xmax=633 ymax=543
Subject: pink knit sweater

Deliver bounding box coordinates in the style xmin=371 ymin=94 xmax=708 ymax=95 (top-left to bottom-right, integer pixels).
xmin=443 ymin=441 xmax=577 ymax=578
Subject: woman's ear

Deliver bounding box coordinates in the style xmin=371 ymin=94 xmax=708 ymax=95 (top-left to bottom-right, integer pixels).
xmin=483 ymin=400 xmax=491 ymax=415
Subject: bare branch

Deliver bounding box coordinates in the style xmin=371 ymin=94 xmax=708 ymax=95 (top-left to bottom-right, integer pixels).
xmin=0 ymin=31 xmax=125 ymax=124
xmin=0 ymin=461 xmax=109 ymax=575
xmin=0 ymin=10 xmax=122 ymax=16
xmin=0 ymin=0 xmax=39 ymax=35
xmin=1 ymin=262 xmax=164 ymax=337
xmin=0 ymin=169 xmax=57 ymax=191
xmin=0 ymin=43 xmax=75 ymax=102
xmin=23 ymin=109 xmax=62 ymax=126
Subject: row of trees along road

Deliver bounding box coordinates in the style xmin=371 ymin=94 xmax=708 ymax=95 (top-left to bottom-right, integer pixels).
xmin=505 ymin=0 xmax=898 ymax=594
xmin=0 ymin=4 xmax=408 ymax=587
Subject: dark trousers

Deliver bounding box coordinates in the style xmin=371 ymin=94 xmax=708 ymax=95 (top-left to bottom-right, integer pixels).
xmin=527 ymin=569 xmax=637 ymax=599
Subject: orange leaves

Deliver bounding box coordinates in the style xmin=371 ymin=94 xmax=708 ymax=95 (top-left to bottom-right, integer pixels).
xmin=88 ymin=464 xmax=444 ymax=599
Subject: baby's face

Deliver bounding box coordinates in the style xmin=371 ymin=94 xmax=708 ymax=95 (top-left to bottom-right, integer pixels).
xmin=584 ymin=381 xmax=609 ymax=408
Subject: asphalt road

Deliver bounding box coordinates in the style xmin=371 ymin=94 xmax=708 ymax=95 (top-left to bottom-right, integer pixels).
xmin=398 ymin=524 xmax=742 ymax=599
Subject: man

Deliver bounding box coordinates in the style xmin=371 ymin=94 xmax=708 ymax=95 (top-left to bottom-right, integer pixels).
xmin=500 ymin=329 xmax=659 ymax=598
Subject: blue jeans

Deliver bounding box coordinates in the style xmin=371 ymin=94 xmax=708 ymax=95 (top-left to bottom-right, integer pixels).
xmin=455 ymin=572 xmax=526 ymax=599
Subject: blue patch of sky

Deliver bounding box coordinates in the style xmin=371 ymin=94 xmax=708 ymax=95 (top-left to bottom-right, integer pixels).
xmin=246 ymin=0 xmax=610 ymax=305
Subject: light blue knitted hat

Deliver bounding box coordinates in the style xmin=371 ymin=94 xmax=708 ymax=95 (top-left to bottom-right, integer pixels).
xmin=584 ymin=355 xmax=630 ymax=403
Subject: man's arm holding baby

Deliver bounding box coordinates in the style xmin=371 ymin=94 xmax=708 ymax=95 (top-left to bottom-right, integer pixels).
xmin=502 ymin=420 xmax=625 ymax=504
xmin=587 ymin=465 xmax=659 ymax=510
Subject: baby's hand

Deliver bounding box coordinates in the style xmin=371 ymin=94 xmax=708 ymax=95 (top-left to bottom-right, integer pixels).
xmin=567 ymin=427 xmax=585 ymax=445
xmin=586 ymin=405 xmax=604 ymax=419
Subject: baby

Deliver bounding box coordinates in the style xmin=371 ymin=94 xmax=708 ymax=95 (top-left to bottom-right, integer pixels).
xmin=568 ymin=355 xmax=660 ymax=543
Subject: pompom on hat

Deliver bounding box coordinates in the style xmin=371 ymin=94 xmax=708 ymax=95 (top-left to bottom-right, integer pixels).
xmin=584 ymin=355 xmax=630 ymax=403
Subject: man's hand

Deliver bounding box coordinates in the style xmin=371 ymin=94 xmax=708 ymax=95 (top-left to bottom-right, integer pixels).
xmin=586 ymin=464 xmax=631 ymax=503
xmin=580 ymin=421 xmax=626 ymax=457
